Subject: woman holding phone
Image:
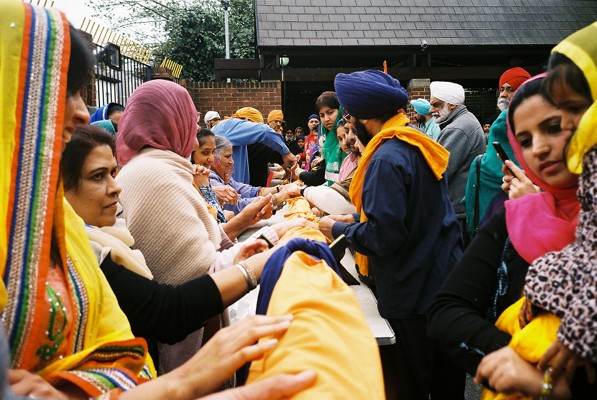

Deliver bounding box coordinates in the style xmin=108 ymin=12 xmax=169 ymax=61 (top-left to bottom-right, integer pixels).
xmin=428 ymin=74 xmax=593 ymax=398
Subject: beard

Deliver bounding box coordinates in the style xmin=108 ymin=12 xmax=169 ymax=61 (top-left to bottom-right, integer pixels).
xmin=497 ymin=97 xmax=509 ymax=112
xmin=432 ymin=103 xmax=452 ymax=124
xmin=353 ymin=119 xmax=372 ymax=147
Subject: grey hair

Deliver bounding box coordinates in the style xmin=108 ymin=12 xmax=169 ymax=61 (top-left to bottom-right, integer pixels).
xmin=214 ymin=135 xmax=232 ymax=156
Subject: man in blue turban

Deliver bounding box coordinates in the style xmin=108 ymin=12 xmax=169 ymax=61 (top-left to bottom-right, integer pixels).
xmin=319 ymin=70 xmax=465 ymax=399
xmin=410 ymin=98 xmax=441 ymax=140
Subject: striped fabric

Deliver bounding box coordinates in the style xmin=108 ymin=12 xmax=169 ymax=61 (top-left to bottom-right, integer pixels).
xmin=1 ymin=1 xmax=155 ymax=396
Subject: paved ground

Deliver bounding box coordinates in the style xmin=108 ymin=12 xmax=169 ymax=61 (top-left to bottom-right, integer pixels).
xmin=465 ymin=374 xmax=482 ymax=400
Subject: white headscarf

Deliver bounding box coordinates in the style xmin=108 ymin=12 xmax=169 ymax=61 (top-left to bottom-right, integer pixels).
xmin=430 ymin=81 xmax=465 ymax=105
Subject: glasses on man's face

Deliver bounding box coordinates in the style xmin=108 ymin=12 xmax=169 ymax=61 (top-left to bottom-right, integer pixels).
xmin=341 ymin=113 xmax=351 ymax=124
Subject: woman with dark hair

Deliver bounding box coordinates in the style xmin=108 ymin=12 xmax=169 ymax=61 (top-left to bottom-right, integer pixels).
xmin=0 ymin=2 xmax=155 ymax=397
xmin=428 ymin=75 xmax=594 ymax=399
xmin=473 ymin=23 xmax=597 ymax=398
xmin=315 ymin=91 xmax=346 ymax=185
xmin=62 ymin=124 xmax=285 ymax=361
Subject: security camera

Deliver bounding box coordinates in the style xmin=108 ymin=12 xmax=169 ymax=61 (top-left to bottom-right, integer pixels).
xmin=421 ymin=39 xmax=428 ymax=50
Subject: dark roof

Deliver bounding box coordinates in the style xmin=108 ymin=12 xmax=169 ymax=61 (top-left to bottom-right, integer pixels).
xmin=255 ymin=0 xmax=597 ymax=48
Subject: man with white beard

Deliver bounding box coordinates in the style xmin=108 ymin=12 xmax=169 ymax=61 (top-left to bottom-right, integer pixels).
xmin=429 ymin=81 xmax=485 ymax=244
xmin=497 ymin=67 xmax=531 ymax=112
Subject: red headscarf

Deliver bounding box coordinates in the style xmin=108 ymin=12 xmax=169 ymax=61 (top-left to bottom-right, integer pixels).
xmin=505 ymin=74 xmax=580 ymax=264
xmin=499 ymin=67 xmax=531 ymax=91
xmin=116 ymin=80 xmax=198 ymax=165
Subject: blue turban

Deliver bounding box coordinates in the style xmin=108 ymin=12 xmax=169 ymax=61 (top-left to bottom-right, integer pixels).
xmin=307 ymin=113 xmax=319 ymax=122
xmin=334 ymin=70 xmax=408 ymax=119
xmin=410 ymin=99 xmax=431 ymax=115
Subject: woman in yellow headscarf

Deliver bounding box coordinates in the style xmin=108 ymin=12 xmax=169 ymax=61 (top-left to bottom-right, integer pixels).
xmin=0 ymin=1 xmax=155 ymax=397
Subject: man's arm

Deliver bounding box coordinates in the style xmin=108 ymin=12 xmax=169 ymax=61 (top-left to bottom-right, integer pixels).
xmin=214 ymin=119 xmax=290 ymax=156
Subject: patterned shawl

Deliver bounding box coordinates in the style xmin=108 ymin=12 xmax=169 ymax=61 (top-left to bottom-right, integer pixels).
xmin=0 ymin=1 xmax=154 ymax=396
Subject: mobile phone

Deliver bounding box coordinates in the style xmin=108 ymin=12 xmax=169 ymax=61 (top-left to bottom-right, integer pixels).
xmin=492 ymin=141 xmax=513 ymax=174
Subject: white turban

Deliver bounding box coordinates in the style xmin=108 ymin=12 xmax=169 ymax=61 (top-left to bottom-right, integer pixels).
xmin=430 ymin=81 xmax=465 ymax=106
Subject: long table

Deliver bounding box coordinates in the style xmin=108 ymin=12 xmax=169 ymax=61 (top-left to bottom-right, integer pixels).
xmin=230 ymin=206 xmax=395 ymax=346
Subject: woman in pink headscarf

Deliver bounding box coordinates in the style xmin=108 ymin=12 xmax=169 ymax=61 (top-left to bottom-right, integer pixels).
xmin=115 ymin=80 xmax=285 ymax=374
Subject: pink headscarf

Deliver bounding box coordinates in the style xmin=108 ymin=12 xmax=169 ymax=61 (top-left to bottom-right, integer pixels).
xmin=505 ymin=73 xmax=580 ymax=264
xmin=116 ymin=80 xmax=198 ymax=165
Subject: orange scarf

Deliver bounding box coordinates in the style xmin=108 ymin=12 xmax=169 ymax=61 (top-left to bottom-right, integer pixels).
xmin=349 ymin=113 xmax=449 ymax=276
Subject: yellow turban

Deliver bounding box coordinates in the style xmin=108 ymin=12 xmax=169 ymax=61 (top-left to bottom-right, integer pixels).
xmin=267 ymin=109 xmax=284 ymax=123
xmin=233 ymin=107 xmax=264 ymax=123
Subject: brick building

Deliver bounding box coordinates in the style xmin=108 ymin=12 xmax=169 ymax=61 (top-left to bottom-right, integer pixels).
xmin=214 ymin=0 xmax=596 ymax=132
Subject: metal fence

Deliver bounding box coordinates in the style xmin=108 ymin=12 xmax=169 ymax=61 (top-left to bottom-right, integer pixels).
xmin=93 ymin=43 xmax=151 ymax=107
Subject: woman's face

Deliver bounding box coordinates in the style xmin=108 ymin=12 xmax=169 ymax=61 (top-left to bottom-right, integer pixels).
xmin=549 ymin=81 xmax=591 ymax=134
xmin=336 ymin=125 xmax=349 ymax=154
xmin=513 ymin=94 xmax=578 ymax=189
xmin=63 ymin=90 xmax=90 ymax=149
xmin=192 ymin=136 xmax=216 ymax=169
xmin=65 ymin=145 xmax=121 ymax=227
xmin=319 ymin=106 xmax=339 ymax=131
xmin=213 ymin=146 xmax=234 ymax=182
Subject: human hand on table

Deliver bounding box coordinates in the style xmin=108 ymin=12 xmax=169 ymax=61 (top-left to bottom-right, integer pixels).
xmin=538 ymin=338 xmax=595 ymax=384
xmin=269 ymin=218 xmax=317 ymax=238
xmin=501 ymin=161 xmax=539 ymax=200
xmin=318 ymin=216 xmax=336 ymax=241
xmin=214 ymin=185 xmax=240 ymax=205
xmin=239 ymin=194 xmax=273 ymax=224
xmin=284 ymin=182 xmax=302 ymax=197
xmin=200 ymin=371 xmax=316 ymax=400
xmin=233 ymin=239 xmax=270 ymax=265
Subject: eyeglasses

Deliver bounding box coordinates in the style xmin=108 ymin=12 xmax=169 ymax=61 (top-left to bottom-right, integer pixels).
xmin=341 ymin=113 xmax=351 ymax=123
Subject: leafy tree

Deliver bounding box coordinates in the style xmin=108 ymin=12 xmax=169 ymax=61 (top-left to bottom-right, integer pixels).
xmin=88 ymin=0 xmax=256 ymax=81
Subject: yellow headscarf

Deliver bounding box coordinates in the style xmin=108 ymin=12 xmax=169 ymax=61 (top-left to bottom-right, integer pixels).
xmin=551 ymin=21 xmax=597 ymax=174
xmin=233 ymin=106 xmax=264 ymax=123
xmin=349 ymin=113 xmax=449 ymax=276
xmin=1 ymin=1 xmax=154 ymax=394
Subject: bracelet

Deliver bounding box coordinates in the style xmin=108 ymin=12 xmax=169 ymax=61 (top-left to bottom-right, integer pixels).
xmin=538 ymin=367 xmax=553 ymax=400
xmin=276 ymin=185 xmax=281 ymax=193
xmin=236 ymin=262 xmax=258 ymax=291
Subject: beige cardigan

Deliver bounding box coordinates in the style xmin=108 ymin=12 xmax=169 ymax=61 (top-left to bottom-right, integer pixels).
xmin=116 ymin=148 xmax=239 ymax=285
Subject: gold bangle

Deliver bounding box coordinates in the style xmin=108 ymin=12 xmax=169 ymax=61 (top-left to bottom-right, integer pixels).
xmin=237 ymin=262 xmax=258 ymax=290
xmin=538 ymin=367 xmax=553 ymax=400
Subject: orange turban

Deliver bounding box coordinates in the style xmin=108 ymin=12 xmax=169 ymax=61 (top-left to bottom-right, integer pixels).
xmin=499 ymin=67 xmax=531 ymax=91
xmin=267 ymin=110 xmax=284 ymax=123
xmin=233 ymin=107 xmax=264 ymax=123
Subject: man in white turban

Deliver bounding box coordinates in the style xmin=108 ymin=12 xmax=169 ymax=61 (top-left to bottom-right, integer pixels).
xmin=430 ymin=81 xmax=485 ymax=245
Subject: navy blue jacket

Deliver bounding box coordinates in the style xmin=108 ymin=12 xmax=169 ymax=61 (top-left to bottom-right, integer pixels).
xmin=332 ymin=138 xmax=462 ymax=319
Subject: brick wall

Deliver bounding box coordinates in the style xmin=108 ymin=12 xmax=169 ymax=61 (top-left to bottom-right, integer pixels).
xmin=406 ymin=78 xmax=431 ymax=123
xmin=185 ymin=81 xmax=282 ymax=120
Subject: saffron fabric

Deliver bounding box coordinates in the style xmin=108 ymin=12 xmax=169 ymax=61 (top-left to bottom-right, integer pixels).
xmin=267 ymin=109 xmax=283 ymax=123
xmin=0 ymin=2 xmax=154 ymax=396
xmin=247 ymin=240 xmax=384 ymax=400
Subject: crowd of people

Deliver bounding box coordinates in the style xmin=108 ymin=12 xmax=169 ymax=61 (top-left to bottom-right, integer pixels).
xmin=0 ymin=0 xmax=595 ymax=398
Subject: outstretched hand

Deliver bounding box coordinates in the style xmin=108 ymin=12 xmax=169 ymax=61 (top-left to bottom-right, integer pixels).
xmin=201 ymin=371 xmax=316 ymax=400
xmin=213 ymin=185 xmax=240 ymax=205
xmin=233 ymin=239 xmax=269 ymax=264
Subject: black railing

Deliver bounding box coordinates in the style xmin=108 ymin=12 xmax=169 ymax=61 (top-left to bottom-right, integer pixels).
xmin=93 ymin=43 xmax=151 ymax=107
